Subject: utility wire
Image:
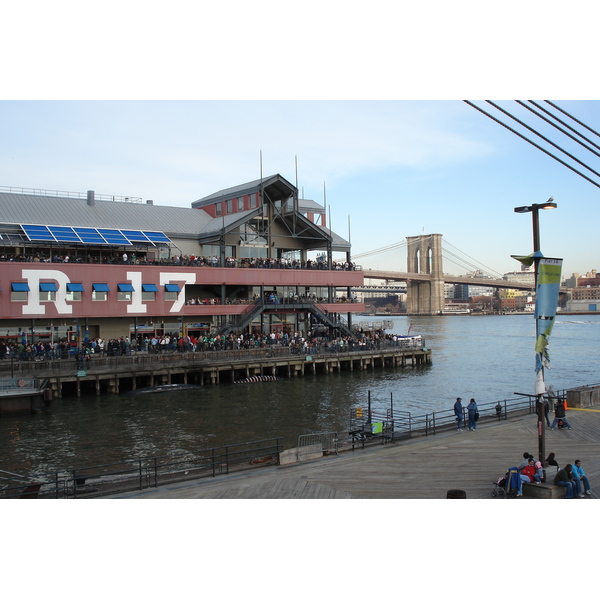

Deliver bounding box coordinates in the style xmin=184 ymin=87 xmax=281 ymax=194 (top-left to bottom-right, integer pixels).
xmin=517 ymin=100 xmax=600 ymax=157
xmin=545 ymin=100 xmax=600 ymax=140
xmin=486 ymin=100 xmax=600 ymax=180
xmin=463 ymin=100 xmax=600 ymax=189
xmin=528 ymin=100 xmax=600 ymax=153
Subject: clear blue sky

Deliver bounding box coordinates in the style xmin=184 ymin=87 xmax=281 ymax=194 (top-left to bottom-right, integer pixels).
xmin=2 ymin=4 xmax=598 ymax=281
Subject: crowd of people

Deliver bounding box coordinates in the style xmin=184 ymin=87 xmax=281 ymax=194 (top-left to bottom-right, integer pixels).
xmin=0 ymin=327 xmax=416 ymax=362
xmin=0 ymin=252 xmax=358 ymax=271
xmin=502 ymin=449 xmax=593 ymax=498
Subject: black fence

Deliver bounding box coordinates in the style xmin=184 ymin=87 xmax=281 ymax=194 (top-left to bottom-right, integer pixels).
xmin=345 ymin=387 xmax=572 ymax=449
xmin=0 ymin=438 xmax=282 ymax=499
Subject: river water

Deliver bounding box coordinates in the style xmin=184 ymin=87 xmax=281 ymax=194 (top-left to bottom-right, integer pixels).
xmin=2 ymin=313 xmax=600 ymax=477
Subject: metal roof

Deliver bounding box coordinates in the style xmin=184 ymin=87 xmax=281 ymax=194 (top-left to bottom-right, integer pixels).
xmin=192 ymin=174 xmax=296 ymax=208
xmin=0 ymin=193 xmax=212 ymax=237
xmin=0 ymin=187 xmax=350 ymax=252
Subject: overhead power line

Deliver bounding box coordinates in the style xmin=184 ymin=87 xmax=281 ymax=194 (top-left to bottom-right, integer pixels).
xmin=517 ymin=100 xmax=600 ymax=157
xmin=527 ymin=101 xmax=600 ymax=153
xmin=463 ymin=100 xmax=600 ymax=189
xmin=545 ymin=100 xmax=600 ymax=140
xmin=485 ymin=100 xmax=600 ymax=180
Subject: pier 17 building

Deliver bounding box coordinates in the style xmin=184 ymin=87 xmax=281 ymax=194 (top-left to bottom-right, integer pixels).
xmin=0 ymin=175 xmax=365 ymax=348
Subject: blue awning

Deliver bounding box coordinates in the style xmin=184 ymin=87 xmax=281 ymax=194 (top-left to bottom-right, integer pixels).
xmin=40 ymin=282 xmax=58 ymax=292
xmin=142 ymin=284 xmax=159 ymax=292
xmin=118 ymin=283 xmax=135 ymax=292
xmin=92 ymin=283 xmax=110 ymax=292
xmin=164 ymin=284 xmax=181 ymax=292
xmin=67 ymin=283 xmax=85 ymax=292
xmin=11 ymin=282 xmax=30 ymax=292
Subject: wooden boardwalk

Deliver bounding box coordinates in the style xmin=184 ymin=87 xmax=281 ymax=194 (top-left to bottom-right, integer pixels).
xmin=107 ymin=408 xmax=600 ymax=499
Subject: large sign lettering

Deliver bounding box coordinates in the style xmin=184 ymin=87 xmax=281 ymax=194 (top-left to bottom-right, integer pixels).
xmin=21 ymin=269 xmax=73 ymax=315
xmin=19 ymin=268 xmax=196 ymax=316
xmin=160 ymin=272 xmax=197 ymax=312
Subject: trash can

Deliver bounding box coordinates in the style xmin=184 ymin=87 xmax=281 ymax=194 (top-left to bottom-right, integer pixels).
xmin=446 ymin=489 xmax=467 ymax=499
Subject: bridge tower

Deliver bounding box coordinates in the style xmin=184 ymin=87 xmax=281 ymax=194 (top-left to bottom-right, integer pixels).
xmin=406 ymin=233 xmax=445 ymax=314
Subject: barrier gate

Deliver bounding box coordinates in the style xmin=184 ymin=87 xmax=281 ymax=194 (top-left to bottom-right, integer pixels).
xmin=298 ymin=432 xmax=339 ymax=460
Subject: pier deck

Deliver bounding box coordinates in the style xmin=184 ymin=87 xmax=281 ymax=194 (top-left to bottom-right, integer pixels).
xmin=107 ymin=407 xmax=600 ymax=499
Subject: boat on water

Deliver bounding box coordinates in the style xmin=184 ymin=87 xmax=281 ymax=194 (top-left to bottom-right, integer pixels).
xmin=125 ymin=383 xmax=202 ymax=395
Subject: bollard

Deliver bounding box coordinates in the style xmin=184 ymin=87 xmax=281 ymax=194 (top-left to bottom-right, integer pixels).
xmin=446 ymin=489 xmax=467 ymax=499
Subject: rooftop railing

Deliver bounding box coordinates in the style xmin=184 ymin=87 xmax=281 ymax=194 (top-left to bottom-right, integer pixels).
xmin=0 ymin=186 xmax=142 ymax=203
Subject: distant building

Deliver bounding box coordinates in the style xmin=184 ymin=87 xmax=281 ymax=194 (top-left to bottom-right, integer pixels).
xmin=565 ymin=269 xmax=600 ymax=312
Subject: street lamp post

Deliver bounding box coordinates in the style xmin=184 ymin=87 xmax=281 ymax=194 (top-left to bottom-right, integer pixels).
xmin=514 ymin=198 xmax=557 ymax=464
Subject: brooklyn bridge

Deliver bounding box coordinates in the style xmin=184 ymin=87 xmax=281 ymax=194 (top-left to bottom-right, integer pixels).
xmin=352 ymin=233 xmax=538 ymax=314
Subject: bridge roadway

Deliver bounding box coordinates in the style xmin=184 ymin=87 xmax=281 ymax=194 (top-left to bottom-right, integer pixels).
xmin=364 ymin=269 xmax=536 ymax=291
xmin=106 ymin=407 xmax=600 ymax=499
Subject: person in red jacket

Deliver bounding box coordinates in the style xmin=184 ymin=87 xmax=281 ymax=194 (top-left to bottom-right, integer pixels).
xmin=521 ymin=457 xmax=541 ymax=484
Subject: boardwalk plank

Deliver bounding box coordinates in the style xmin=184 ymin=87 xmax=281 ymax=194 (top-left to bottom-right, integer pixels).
xmin=109 ymin=409 xmax=600 ymax=500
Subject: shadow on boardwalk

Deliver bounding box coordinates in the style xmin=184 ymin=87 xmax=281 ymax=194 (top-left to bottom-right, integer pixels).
xmin=108 ymin=408 xmax=600 ymax=499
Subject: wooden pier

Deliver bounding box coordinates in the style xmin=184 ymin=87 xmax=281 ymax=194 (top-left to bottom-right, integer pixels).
xmin=7 ymin=346 xmax=431 ymax=400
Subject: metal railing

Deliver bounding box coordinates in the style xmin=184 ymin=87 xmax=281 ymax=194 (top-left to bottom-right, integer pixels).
xmin=0 ymin=438 xmax=283 ymax=499
xmin=346 ymin=386 xmax=575 ymax=447
xmin=0 ymin=341 xmax=428 ymax=376
xmin=0 ymin=185 xmax=142 ymax=203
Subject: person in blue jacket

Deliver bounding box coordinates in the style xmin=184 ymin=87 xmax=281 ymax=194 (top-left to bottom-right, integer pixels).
xmin=467 ymin=398 xmax=478 ymax=430
xmin=454 ymin=397 xmax=463 ymax=431
xmin=572 ymin=459 xmax=592 ymax=497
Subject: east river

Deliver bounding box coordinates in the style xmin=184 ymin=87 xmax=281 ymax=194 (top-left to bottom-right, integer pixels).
xmin=2 ymin=313 xmax=600 ymax=478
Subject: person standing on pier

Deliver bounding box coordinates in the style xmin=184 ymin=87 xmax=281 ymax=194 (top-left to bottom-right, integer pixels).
xmin=454 ymin=397 xmax=464 ymax=431
xmin=467 ymin=398 xmax=478 ymax=430
xmin=550 ymin=400 xmax=572 ymax=430
xmin=547 ymin=384 xmax=558 ymax=412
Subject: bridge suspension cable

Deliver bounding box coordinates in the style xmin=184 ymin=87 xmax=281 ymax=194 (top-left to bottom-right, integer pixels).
xmin=352 ymin=239 xmax=407 ymax=259
xmin=442 ymin=239 xmax=504 ymax=278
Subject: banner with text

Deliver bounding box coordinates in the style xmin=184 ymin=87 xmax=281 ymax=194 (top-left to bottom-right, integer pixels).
xmin=534 ymin=257 xmax=563 ymax=373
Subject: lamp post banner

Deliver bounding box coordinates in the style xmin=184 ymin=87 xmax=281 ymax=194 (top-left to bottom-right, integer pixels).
xmin=534 ymin=257 xmax=562 ymax=373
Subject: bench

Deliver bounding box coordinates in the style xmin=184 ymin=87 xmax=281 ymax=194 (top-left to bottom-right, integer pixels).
xmin=522 ymin=481 xmax=566 ymax=499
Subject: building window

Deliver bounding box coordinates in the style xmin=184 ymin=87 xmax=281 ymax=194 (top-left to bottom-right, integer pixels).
xmin=142 ymin=284 xmax=158 ymax=301
xmin=238 ymin=197 xmax=244 ymax=211
xmin=92 ymin=283 xmax=109 ymax=301
xmin=165 ymin=284 xmax=180 ymax=301
xmin=226 ymin=199 xmax=233 ymax=214
xmin=249 ymin=193 xmax=257 ymax=209
xmin=66 ymin=283 xmax=84 ymax=302
xmin=117 ymin=283 xmax=134 ymax=301
xmin=11 ymin=282 xmax=29 ymax=302
xmin=215 ymin=203 xmax=222 ymax=216
xmin=39 ymin=282 xmax=57 ymax=302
